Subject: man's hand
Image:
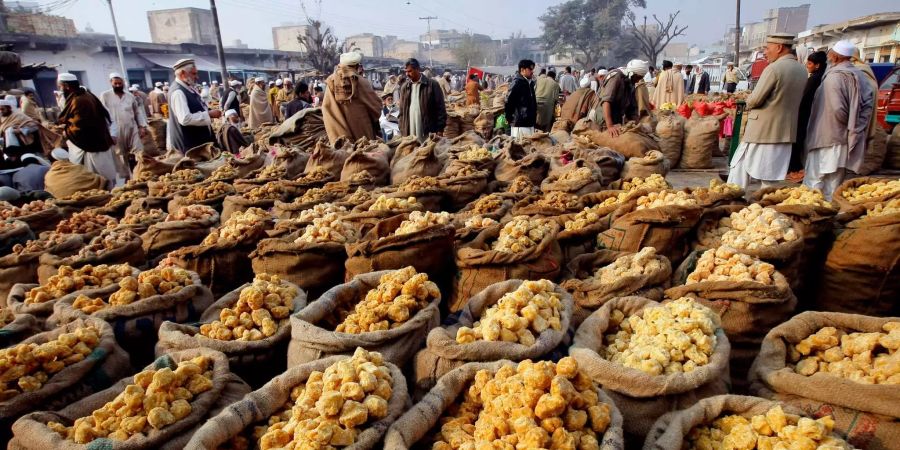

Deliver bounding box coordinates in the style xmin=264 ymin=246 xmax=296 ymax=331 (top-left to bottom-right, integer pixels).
xmin=138 ymin=127 xmax=148 ymax=139
xmin=208 ymin=109 xmax=223 ymax=119
xmin=434 ymin=131 xmax=443 ymax=137
xmin=607 ymin=125 xmax=621 ymax=138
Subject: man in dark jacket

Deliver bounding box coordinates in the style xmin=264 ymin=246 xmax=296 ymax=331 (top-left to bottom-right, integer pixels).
xmin=688 ymin=66 xmax=711 ymax=94
xmin=398 ymin=58 xmax=447 ymax=142
xmin=505 ymin=59 xmax=537 ymax=138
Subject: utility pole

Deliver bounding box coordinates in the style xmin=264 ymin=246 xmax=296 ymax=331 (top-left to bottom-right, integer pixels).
xmin=734 ymin=0 xmax=741 ymax=65
xmin=106 ymin=0 xmax=128 ymax=85
xmin=209 ymin=0 xmax=229 ymax=90
xmin=419 ymin=16 xmax=437 ymax=68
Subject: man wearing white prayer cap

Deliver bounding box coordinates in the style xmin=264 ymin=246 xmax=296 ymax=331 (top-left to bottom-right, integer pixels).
xmin=727 ymin=32 xmax=807 ymax=191
xmin=592 ymin=59 xmax=648 ymax=135
xmin=267 ymin=78 xmax=281 ymax=121
xmin=200 ymin=81 xmax=212 ymax=105
xmin=248 ymin=76 xmax=274 ymax=128
xmin=216 ymin=108 xmax=248 ymax=154
xmin=100 ymin=71 xmax=147 ymax=179
xmin=129 ymin=84 xmax=152 ymax=117
xmin=210 ymin=80 xmax=223 ymax=103
xmin=149 ymin=81 xmax=167 ymax=117
xmin=222 ymin=80 xmax=243 ymax=123
xmin=802 ymin=39 xmax=875 ymax=200
xmin=165 ymin=58 xmax=220 ymax=153
xmin=322 ymin=51 xmax=381 ymax=143
xmin=275 ymin=78 xmax=294 ymax=121
xmin=56 ymin=72 xmax=118 ymax=188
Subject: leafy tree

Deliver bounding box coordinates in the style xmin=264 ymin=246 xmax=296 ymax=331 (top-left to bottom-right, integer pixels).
xmin=452 ymin=33 xmax=485 ymax=67
xmin=626 ymin=11 xmax=688 ymax=65
xmin=539 ymin=0 xmax=646 ymax=68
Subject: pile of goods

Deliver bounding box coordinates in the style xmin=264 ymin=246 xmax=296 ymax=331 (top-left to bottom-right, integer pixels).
xmin=0 ymin=200 xmax=53 ymax=220
xmin=368 ymin=195 xmax=422 ymax=212
xmin=492 ymin=216 xmax=555 ymax=253
xmin=185 ymin=182 xmax=235 ymax=202
xmin=121 ymin=209 xmax=167 ymax=226
xmin=24 ymin=264 xmax=135 ymax=304
xmin=334 ymin=267 xmax=439 ymax=334
xmin=201 ymin=208 xmax=269 ymax=246
xmin=789 ymin=323 xmax=899 ymax=384
xmin=593 ymin=247 xmax=664 ymax=284
xmin=294 ymin=213 xmax=358 ymax=244
xmin=686 ymin=405 xmax=852 ymax=449
xmin=394 ymin=211 xmax=451 ymax=235
xmin=169 ymin=204 xmax=217 ymax=222
xmin=635 ymin=190 xmax=698 ymax=210
xmin=199 ymin=274 xmax=297 ymax=341
xmin=0 ymin=326 xmax=100 ymax=399
xmin=456 ymin=279 xmax=562 ymax=345
xmin=686 ymin=247 xmax=776 ymax=285
xmin=73 ymin=229 xmax=139 ymax=259
xmin=699 ymin=204 xmax=799 ymax=251
xmin=54 ymin=210 xmax=117 ymax=235
xmin=72 ymin=266 xmax=194 ymax=312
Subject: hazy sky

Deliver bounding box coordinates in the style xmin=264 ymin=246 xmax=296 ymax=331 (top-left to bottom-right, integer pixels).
xmin=49 ymin=0 xmax=898 ymax=49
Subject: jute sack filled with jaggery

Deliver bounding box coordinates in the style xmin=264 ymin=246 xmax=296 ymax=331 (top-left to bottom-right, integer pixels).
xmin=562 ymin=249 xmax=671 ymax=327
xmin=748 ymin=311 xmax=900 ymax=450
xmin=53 ymin=192 xmax=112 ymax=216
xmin=541 ymin=160 xmax=603 ymax=196
xmin=0 ymin=234 xmax=82 ymax=306
xmin=0 ymin=220 xmax=32 ymax=257
xmin=250 ymin=235 xmax=347 ymax=300
xmin=342 ymin=146 xmax=391 ymax=186
xmin=643 ymin=394 xmax=833 ymax=450
xmin=384 ymin=359 xmax=625 ymax=450
xmin=305 ymin=139 xmax=349 ymax=179
xmin=858 ymin=125 xmax=888 ymax=176
xmin=439 ymin=171 xmax=490 ymax=211
xmin=452 ymin=194 xmax=514 ymax=227
xmin=552 ymin=191 xmax=625 ymax=262
xmin=413 ymin=280 xmax=573 ymax=395
xmin=570 ymin=296 xmax=730 ymax=439
xmin=167 ymin=183 xmax=235 ymax=215
xmin=679 ymin=115 xmax=719 ymax=169
xmin=220 ymin=191 xmax=288 ymax=223
xmin=621 ymin=150 xmax=669 ymax=180
xmin=185 ymin=353 xmax=409 ymax=450
xmin=390 ymin=139 xmax=443 ymax=185
xmin=0 ymin=318 xmax=131 ymax=426
xmin=493 ymin=141 xmax=550 ymax=186
xmin=288 ymin=270 xmax=441 ymax=367
xmin=815 ymin=206 xmax=900 ymax=316
xmin=452 ymin=221 xmax=562 ymax=313
xmin=156 ymin=279 xmax=306 ymax=383
xmin=37 ymin=232 xmax=145 ymax=284
xmin=49 ymin=269 xmax=215 ymax=367
xmin=832 ymin=176 xmax=900 ymax=212
xmin=5 ymin=205 xmax=64 ymax=234
xmin=574 ymin=119 xmax=658 ymax=158
xmin=510 ymin=192 xmax=584 ymax=217
xmin=654 ymin=111 xmax=684 ymax=168
xmin=9 ymin=348 xmax=250 ymax=450
xmin=597 ymin=195 xmax=703 ymax=266
xmin=345 ymin=214 xmax=455 ymax=287
xmin=170 ymin=242 xmax=259 ymax=298
xmin=667 ymin=249 xmax=796 ymax=391
xmin=0 ymin=311 xmax=40 ymax=348
xmin=141 ymin=210 xmax=219 ymax=261
xmin=273 ymin=194 xmax=345 ymax=220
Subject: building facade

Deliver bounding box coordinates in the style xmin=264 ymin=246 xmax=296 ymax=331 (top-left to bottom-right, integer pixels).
xmin=147 ymin=8 xmax=216 ymax=45
xmin=722 ymin=4 xmax=810 ymax=64
xmin=797 ymin=12 xmax=900 ymax=63
xmin=345 ymin=33 xmax=384 ymax=58
xmin=272 ymin=25 xmax=311 ymax=52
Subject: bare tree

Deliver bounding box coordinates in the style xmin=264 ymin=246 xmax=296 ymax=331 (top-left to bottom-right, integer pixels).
xmin=297 ymin=0 xmax=355 ymax=73
xmin=626 ymin=11 xmax=688 ymax=66
xmin=452 ymin=34 xmax=485 ymax=67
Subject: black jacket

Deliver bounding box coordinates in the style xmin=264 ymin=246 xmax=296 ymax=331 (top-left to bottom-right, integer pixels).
xmin=688 ymin=72 xmax=710 ymax=94
xmin=505 ymin=73 xmax=537 ymax=127
xmin=398 ymin=76 xmax=447 ymax=137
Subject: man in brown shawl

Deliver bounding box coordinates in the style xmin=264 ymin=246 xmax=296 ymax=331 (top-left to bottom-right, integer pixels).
xmin=248 ymin=77 xmax=274 ymax=129
xmin=216 ymin=109 xmax=249 ymax=154
xmin=56 ymin=72 xmax=117 ymax=187
xmin=0 ymin=99 xmax=57 ymax=155
xmin=322 ymin=51 xmax=382 ymax=144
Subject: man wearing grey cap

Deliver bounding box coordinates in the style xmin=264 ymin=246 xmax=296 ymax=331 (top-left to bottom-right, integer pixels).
xmin=166 ymin=59 xmax=220 ymax=153
xmin=727 ymin=33 xmax=807 ymax=191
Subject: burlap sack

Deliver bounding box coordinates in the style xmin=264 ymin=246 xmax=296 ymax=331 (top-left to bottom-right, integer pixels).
xmin=220 ymin=191 xmax=286 ymax=222
xmin=53 ymin=192 xmax=112 ymax=216
xmin=384 ymin=360 xmax=625 ymax=450
xmin=342 ymin=147 xmax=391 ymax=186
xmin=833 ymin=176 xmax=900 ymax=213
xmin=288 ymin=270 xmax=440 ymax=367
xmin=621 ymin=150 xmax=669 ymax=180
xmin=575 ymin=120 xmax=659 ymax=158
xmin=654 ymin=111 xmax=684 ymax=168
xmin=749 ymin=311 xmax=900 ymax=450
xmin=271 ymin=146 xmax=310 ymax=179
xmin=228 ymin=150 xmax=267 ymax=179
xmin=273 ymin=195 xmax=344 ymax=220
xmin=644 ymin=395 xmax=819 ymax=450
xmin=49 ymin=270 xmax=214 ymax=367
xmin=667 ymin=250 xmax=796 ymax=391
xmin=452 ymin=221 xmax=562 ymax=313
xmin=6 ymin=206 xmax=64 ymax=234
xmin=858 ymin=126 xmax=888 ymax=176
xmin=169 ymin=236 xmax=265 ymax=298
xmin=186 ymin=354 xmax=408 ymax=450
xmin=390 ymin=139 xmax=444 ymax=185
xmin=0 ymin=318 xmax=130 ymax=424
xmin=383 ymin=186 xmax=448 ymax=213
xmin=0 ymin=220 xmax=32 ymax=257
xmin=570 ymin=296 xmax=730 ymax=439
xmin=562 ymin=249 xmax=671 ymax=326
xmin=141 ymin=212 xmax=220 ymax=260
xmin=439 ymin=171 xmax=491 ymax=211
xmin=37 ymin=233 xmax=145 ymax=285
xmin=0 ymin=312 xmax=40 ymax=348
xmin=155 ymin=280 xmax=306 ymax=383
xmin=8 ymin=265 xmax=141 ymax=323
xmin=344 ymin=214 xmax=455 ymax=289
xmin=816 ymin=209 xmax=900 ymax=316
xmin=452 ymin=195 xmax=514 ymax=227
xmin=510 ymin=193 xmax=584 ymax=217
xmin=493 ymin=141 xmax=550 ymax=185
xmin=146 ymin=118 xmax=167 ymax=152
xmin=680 ymin=115 xmax=719 ymax=169
xmin=9 ymin=348 xmax=242 ymax=450
xmin=167 ymin=184 xmax=234 ymax=215
xmin=693 ymin=204 xmax=806 ymax=288
xmin=0 ymin=234 xmax=82 ymax=305
xmin=232 ymin=173 xmax=275 ymax=194
xmin=541 ymin=161 xmax=603 ymax=196
xmin=251 ymin=236 xmax=346 ymax=299
xmin=885 ymin=125 xmax=900 ymax=170
xmin=597 ymin=198 xmax=703 ymax=266
xmin=685 ymin=185 xmax=746 ymax=209
xmin=413 ymin=280 xmax=574 ymax=395
xmin=389 ymin=135 xmax=420 ymax=162
xmin=305 ymin=139 xmax=350 ymax=179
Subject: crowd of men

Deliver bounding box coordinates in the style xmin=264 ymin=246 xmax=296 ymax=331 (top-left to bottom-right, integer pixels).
xmin=0 ymin=33 xmax=883 ymax=201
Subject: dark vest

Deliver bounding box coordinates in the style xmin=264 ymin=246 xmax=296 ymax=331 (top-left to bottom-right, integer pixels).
xmin=222 ymin=88 xmax=242 ymax=119
xmin=167 ymin=81 xmax=214 ymax=152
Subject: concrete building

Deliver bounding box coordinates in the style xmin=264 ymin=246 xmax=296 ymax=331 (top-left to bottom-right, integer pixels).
xmin=384 ymin=39 xmax=420 ymax=61
xmin=797 ymin=12 xmax=900 ymax=63
xmin=419 ymin=29 xmax=492 ymax=50
xmin=346 ymin=33 xmax=384 ymax=58
xmin=0 ymin=6 xmax=77 ymax=37
xmin=660 ymin=42 xmax=691 ymax=63
xmin=723 ymin=4 xmax=810 ymax=63
xmin=147 ymin=8 xmax=215 ymax=45
xmin=272 ymin=25 xmax=312 ymax=52
xmin=765 ymin=4 xmax=810 ymax=35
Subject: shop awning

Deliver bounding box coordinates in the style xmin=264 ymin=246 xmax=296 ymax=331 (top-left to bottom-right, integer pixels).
xmin=139 ymin=53 xmax=220 ymax=72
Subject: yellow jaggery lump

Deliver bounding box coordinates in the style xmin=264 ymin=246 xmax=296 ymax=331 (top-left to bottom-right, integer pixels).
xmin=790 ymin=322 xmax=900 ymax=385
xmin=455 ymin=279 xmax=562 ymax=346
xmin=199 ymin=273 xmax=297 ymax=341
xmin=334 ymin=266 xmax=439 ymax=334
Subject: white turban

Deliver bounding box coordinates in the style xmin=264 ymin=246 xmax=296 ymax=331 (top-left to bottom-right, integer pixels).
xmin=224 ymin=109 xmax=237 ymax=118
xmin=0 ymin=99 xmax=16 ymax=107
xmin=109 ymin=72 xmax=123 ymax=80
xmin=340 ymin=51 xmax=362 ymax=66
xmin=229 ymin=80 xmax=241 ymax=86
xmin=275 ymin=79 xmax=283 ymax=86
xmin=596 ymin=69 xmax=608 ymax=77
xmin=625 ymin=59 xmax=650 ymax=77
xmin=58 ymin=73 xmax=77 ymax=82
xmin=154 ymin=81 xmax=163 ymax=87
xmin=51 ymin=148 xmax=69 ymax=161
xmin=283 ymin=78 xmax=292 ymax=84
xmin=579 ymin=77 xmax=591 ymax=88
xmin=832 ymin=40 xmax=856 ymax=57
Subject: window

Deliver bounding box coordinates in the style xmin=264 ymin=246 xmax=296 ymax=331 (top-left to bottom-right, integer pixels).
xmin=127 ymin=70 xmax=146 ymax=88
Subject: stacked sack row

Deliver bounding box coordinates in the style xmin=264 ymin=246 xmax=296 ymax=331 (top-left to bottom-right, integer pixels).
xmin=0 ymin=123 xmax=898 ymax=448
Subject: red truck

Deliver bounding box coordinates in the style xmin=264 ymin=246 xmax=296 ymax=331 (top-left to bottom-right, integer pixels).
xmin=876 ymin=65 xmax=900 ymax=132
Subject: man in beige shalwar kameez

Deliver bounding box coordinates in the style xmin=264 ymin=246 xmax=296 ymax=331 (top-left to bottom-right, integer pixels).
xmin=247 ymin=77 xmax=274 ymax=129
